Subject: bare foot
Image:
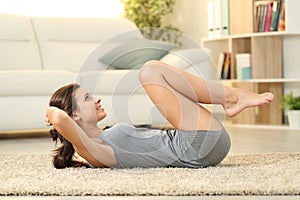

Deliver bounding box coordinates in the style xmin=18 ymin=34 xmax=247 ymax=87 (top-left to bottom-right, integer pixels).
xmin=224 ymin=88 xmax=274 ymax=117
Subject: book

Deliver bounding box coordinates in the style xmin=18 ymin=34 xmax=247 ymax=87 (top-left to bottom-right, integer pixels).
xmin=276 ymin=0 xmax=284 ymax=31
xmin=261 ymin=4 xmax=269 ymax=32
xmin=278 ymin=1 xmax=285 ymax=31
xmin=221 ymin=52 xmax=231 ymax=79
xmin=264 ymin=2 xmax=273 ymax=32
xmin=217 ymin=52 xmax=226 ymax=78
xmin=255 ymin=4 xmax=262 ymax=32
xmin=214 ymin=0 xmax=222 ymax=37
xmin=207 ymin=0 xmax=215 ymax=37
xmin=258 ymin=4 xmax=266 ymax=32
xmin=220 ymin=0 xmax=230 ymax=36
xmin=270 ymin=1 xmax=279 ymax=31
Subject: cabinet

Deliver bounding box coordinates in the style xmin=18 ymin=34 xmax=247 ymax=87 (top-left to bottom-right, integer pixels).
xmin=202 ymin=0 xmax=300 ymax=127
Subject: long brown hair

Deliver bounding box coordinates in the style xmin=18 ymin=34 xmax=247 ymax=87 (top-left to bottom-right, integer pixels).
xmin=49 ymin=83 xmax=88 ymax=169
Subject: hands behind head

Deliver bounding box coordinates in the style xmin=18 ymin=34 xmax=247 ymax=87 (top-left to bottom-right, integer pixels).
xmin=45 ymin=106 xmax=60 ymax=127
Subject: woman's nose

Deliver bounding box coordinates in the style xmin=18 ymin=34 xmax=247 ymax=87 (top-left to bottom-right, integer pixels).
xmin=94 ymin=98 xmax=101 ymax=104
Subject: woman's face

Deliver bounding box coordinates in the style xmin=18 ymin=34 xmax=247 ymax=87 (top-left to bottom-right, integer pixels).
xmin=73 ymin=87 xmax=107 ymax=124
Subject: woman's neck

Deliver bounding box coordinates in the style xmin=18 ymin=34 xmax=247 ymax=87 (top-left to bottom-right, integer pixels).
xmin=80 ymin=124 xmax=103 ymax=138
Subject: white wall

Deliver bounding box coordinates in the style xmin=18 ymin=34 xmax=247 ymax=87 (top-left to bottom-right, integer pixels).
xmin=0 ymin=0 xmax=124 ymax=17
xmin=163 ymin=0 xmax=208 ymax=44
xmin=0 ymin=0 xmax=208 ymax=43
xmin=283 ymin=35 xmax=300 ymax=96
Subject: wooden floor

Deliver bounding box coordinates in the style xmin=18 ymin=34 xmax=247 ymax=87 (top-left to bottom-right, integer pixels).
xmin=0 ymin=124 xmax=299 ymax=154
xmin=0 ymin=125 xmax=299 ymax=200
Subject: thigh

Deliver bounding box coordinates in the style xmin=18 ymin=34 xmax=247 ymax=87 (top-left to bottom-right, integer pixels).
xmin=140 ymin=72 xmax=221 ymax=131
xmin=179 ymin=127 xmax=231 ymax=166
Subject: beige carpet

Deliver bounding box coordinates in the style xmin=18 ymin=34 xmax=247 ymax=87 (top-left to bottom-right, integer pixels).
xmin=0 ymin=153 xmax=299 ymax=196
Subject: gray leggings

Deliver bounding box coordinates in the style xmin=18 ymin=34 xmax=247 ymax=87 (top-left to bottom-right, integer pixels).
xmin=178 ymin=126 xmax=231 ymax=166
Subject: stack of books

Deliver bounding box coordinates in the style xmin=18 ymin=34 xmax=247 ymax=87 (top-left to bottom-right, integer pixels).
xmin=236 ymin=53 xmax=252 ymax=80
xmin=255 ymin=0 xmax=285 ymax=32
xmin=217 ymin=52 xmax=231 ymax=80
xmin=207 ymin=0 xmax=230 ymax=38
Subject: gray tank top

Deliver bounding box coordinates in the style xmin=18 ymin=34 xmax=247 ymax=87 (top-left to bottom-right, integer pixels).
xmin=98 ymin=123 xmax=202 ymax=168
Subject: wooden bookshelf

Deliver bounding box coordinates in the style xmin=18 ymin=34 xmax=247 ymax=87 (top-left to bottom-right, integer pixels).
xmin=251 ymin=35 xmax=282 ymax=79
xmin=202 ymin=0 xmax=300 ymax=127
xmin=229 ymin=0 xmax=254 ymax=35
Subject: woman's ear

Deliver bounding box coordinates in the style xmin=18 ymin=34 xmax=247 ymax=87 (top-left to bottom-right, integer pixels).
xmin=72 ymin=112 xmax=80 ymax=121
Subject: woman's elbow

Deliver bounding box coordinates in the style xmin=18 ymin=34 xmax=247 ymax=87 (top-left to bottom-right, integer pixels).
xmin=51 ymin=109 xmax=69 ymax=128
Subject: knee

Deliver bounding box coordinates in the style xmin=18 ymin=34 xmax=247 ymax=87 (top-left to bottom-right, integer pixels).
xmin=139 ymin=60 xmax=163 ymax=82
xmin=145 ymin=60 xmax=165 ymax=66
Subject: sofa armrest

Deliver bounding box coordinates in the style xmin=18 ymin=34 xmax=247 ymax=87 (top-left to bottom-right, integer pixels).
xmin=160 ymin=47 xmax=219 ymax=80
xmin=159 ymin=47 xmax=211 ymax=70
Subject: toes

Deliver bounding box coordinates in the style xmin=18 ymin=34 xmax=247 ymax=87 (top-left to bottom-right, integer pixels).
xmin=266 ymin=93 xmax=274 ymax=101
xmin=262 ymin=92 xmax=274 ymax=101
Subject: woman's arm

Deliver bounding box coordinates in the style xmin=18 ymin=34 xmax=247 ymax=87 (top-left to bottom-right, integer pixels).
xmin=46 ymin=107 xmax=117 ymax=167
xmin=47 ymin=107 xmax=84 ymax=148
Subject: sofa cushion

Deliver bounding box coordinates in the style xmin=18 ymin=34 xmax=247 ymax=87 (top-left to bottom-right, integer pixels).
xmin=0 ymin=70 xmax=76 ymax=96
xmin=31 ymin=17 xmax=142 ymax=72
xmin=99 ymin=38 xmax=176 ymax=69
xmin=0 ymin=14 xmax=42 ymax=70
xmin=41 ymin=41 xmax=99 ymax=72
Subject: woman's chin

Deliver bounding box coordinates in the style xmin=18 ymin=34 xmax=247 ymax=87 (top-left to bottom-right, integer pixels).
xmin=98 ymin=112 xmax=107 ymax=121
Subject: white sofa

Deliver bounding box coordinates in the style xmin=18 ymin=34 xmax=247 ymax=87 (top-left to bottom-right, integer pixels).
xmin=0 ymin=13 xmax=215 ymax=132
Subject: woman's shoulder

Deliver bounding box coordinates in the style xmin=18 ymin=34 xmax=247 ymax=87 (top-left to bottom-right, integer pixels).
xmin=109 ymin=122 xmax=136 ymax=129
xmin=101 ymin=122 xmax=135 ymax=134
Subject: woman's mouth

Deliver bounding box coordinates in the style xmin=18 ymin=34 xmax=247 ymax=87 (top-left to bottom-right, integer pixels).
xmin=97 ymin=105 xmax=104 ymax=110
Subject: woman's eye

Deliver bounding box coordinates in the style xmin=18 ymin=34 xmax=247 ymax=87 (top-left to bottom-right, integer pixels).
xmin=85 ymin=95 xmax=91 ymax=101
xmin=84 ymin=93 xmax=93 ymax=101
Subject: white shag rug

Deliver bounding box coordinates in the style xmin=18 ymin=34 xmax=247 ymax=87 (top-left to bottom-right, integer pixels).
xmin=0 ymin=153 xmax=299 ymax=196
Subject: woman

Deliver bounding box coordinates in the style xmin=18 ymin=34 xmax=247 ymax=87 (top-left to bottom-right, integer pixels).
xmin=46 ymin=60 xmax=274 ymax=169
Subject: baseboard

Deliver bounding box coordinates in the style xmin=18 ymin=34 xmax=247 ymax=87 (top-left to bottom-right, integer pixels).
xmin=0 ymin=129 xmax=50 ymax=139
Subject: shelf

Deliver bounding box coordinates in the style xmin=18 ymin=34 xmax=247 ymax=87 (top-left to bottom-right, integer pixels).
xmin=202 ymin=36 xmax=231 ymax=42
xmin=221 ymin=78 xmax=300 ymax=84
xmin=202 ymin=31 xmax=300 ymax=42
